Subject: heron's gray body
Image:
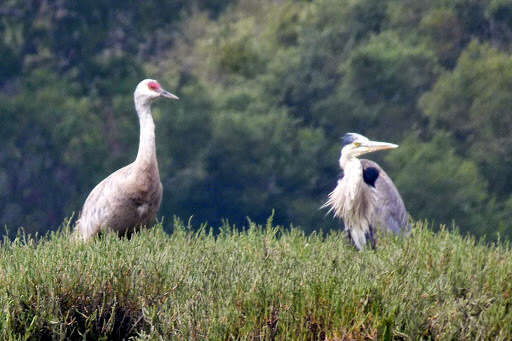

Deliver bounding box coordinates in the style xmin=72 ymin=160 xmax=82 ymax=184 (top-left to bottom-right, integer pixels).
xmin=323 ymin=133 xmax=410 ymax=250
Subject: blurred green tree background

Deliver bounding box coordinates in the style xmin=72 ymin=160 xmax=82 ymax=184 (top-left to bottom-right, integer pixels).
xmin=1 ymin=0 xmax=511 ymax=239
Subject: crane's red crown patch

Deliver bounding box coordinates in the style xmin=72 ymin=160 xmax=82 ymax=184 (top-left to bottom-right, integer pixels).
xmin=148 ymin=81 xmax=160 ymax=91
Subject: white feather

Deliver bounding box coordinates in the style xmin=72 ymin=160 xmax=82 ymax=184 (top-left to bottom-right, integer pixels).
xmin=322 ymin=158 xmax=376 ymax=249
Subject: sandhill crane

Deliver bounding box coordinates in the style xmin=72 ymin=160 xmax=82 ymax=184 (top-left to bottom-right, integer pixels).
xmin=75 ymin=79 xmax=179 ymax=241
xmin=323 ymin=133 xmax=410 ymax=250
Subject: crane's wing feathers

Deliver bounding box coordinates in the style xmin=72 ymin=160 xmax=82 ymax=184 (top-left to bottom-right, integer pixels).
xmin=76 ymin=163 xmax=162 ymax=240
xmin=77 ymin=165 xmax=132 ymax=237
xmin=361 ymin=159 xmax=410 ymax=234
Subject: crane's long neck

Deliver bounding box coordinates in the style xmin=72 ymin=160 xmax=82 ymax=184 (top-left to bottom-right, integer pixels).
xmin=134 ymin=99 xmax=157 ymax=169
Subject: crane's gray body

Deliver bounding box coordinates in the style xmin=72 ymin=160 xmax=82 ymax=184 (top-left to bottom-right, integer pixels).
xmin=76 ymin=162 xmax=163 ymax=239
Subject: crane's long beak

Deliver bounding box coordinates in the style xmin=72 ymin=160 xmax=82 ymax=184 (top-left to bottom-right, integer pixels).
xmin=359 ymin=140 xmax=398 ymax=155
xmin=160 ymin=89 xmax=179 ymax=100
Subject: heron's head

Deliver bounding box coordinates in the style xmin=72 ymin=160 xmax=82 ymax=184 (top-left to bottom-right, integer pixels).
xmin=134 ymin=79 xmax=179 ymax=104
xmin=340 ymin=133 xmax=398 ymax=159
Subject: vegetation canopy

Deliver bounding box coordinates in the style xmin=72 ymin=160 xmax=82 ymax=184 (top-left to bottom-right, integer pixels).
xmin=1 ymin=219 xmax=511 ymax=339
xmin=1 ymin=0 xmax=511 ymax=239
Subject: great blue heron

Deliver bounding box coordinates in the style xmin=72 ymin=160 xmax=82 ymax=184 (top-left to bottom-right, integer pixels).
xmin=323 ymin=133 xmax=410 ymax=250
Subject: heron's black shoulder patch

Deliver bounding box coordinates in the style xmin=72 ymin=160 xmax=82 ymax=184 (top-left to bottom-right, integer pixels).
xmin=363 ymin=167 xmax=379 ymax=187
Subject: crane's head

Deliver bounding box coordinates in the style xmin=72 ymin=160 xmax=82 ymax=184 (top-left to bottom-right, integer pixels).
xmin=340 ymin=133 xmax=398 ymax=159
xmin=134 ymin=79 xmax=179 ymax=103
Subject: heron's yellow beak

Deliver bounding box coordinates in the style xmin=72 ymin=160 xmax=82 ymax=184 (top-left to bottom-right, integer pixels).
xmin=357 ymin=141 xmax=398 ymax=156
xmin=366 ymin=141 xmax=398 ymax=151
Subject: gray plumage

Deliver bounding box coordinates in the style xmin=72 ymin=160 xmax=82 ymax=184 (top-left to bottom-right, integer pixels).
xmin=75 ymin=79 xmax=179 ymax=241
xmin=323 ymin=133 xmax=410 ymax=250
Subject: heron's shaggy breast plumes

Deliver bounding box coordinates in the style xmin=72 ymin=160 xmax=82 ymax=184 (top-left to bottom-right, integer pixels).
xmin=322 ymin=159 xmax=377 ymax=249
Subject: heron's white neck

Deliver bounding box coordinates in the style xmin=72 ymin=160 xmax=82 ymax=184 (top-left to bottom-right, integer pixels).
xmin=339 ymin=152 xmax=357 ymax=170
xmin=323 ymin=154 xmax=370 ymax=218
xmin=323 ymin=153 xmax=375 ymax=250
xmin=134 ymin=99 xmax=157 ymax=168
xmin=339 ymin=156 xmax=365 ymax=210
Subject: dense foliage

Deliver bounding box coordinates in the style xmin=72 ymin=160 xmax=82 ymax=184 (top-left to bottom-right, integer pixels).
xmin=1 ymin=221 xmax=511 ymax=339
xmin=1 ymin=0 xmax=511 ymax=238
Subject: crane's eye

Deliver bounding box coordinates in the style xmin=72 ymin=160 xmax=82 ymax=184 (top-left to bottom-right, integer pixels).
xmin=148 ymin=81 xmax=160 ymax=91
xmin=354 ymin=142 xmax=361 ymax=147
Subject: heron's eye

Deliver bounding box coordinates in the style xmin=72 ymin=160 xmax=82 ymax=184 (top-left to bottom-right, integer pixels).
xmin=354 ymin=142 xmax=361 ymax=147
xmin=148 ymin=81 xmax=160 ymax=91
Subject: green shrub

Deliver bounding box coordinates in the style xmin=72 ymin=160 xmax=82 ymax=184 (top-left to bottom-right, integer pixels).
xmin=1 ymin=218 xmax=511 ymax=339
